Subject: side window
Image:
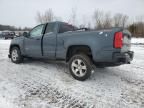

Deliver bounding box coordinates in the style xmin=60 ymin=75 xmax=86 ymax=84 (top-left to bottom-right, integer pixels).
xmin=59 ymin=24 xmax=74 ymax=33
xmin=30 ymin=24 xmax=44 ymax=37
xmin=45 ymin=23 xmax=55 ymax=34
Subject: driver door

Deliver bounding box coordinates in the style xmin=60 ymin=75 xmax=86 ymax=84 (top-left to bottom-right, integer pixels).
xmin=24 ymin=24 xmax=45 ymax=57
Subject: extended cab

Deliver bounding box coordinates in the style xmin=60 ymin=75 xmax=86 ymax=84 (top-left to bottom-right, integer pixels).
xmin=8 ymin=21 xmax=134 ymax=81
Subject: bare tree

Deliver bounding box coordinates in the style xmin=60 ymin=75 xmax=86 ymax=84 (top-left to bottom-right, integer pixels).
xmin=36 ymin=9 xmax=54 ymax=24
xmin=128 ymin=15 xmax=144 ymax=37
xmin=43 ymin=9 xmax=54 ymax=22
xmin=93 ymin=10 xmax=112 ymax=29
xmin=36 ymin=12 xmax=43 ymax=24
xmin=79 ymin=15 xmax=89 ymax=28
xmin=113 ymin=13 xmax=128 ymax=28
xmin=136 ymin=16 xmax=144 ymax=35
xmin=121 ymin=15 xmax=129 ymax=28
xmin=103 ymin=12 xmax=112 ymax=28
xmin=93 ymin=10 xmax=104 ymax=29
xmin=68 ymin=8 xmax=77 ymax=26
xmin=113 ymin=13 xmax=123 ymax=27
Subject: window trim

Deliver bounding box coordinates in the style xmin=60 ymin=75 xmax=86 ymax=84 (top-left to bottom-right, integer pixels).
xmin=29 ymin=24 xmax=45 ymax=38
xmin=44 ymin=22 xmax=57 ymax=35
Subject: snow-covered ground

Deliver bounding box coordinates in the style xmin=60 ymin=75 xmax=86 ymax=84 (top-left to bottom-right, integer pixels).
xmin=0 ymin=38 xmax=144 ymax=108
xmin=131 ymin=38 xmax=144 ymax=45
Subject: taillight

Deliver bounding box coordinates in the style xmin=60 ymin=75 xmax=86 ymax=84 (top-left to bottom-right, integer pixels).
xmin=114 ymin=32 xmax=123 ymax=48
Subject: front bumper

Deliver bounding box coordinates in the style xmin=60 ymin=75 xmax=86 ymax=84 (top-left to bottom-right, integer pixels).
xmin=113 ymin=51 xmax=134 ymax=64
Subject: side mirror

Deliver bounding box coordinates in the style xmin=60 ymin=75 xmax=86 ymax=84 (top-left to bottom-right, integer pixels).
xmin=23 ymin=32 xmax=29 ymax=37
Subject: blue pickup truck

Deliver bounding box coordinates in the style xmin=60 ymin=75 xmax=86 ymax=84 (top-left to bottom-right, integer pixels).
xmin=8 ymin=21 xmax=134 ymax=81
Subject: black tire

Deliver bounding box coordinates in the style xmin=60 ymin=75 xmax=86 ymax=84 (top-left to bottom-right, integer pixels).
xmin=10 ymin=47 xmax=23 ymax=63
xmin=68 ymin=54 xmax=92 ymax=81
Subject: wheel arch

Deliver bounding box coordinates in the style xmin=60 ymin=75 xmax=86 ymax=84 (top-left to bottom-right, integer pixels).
xmin=9 ymin=44 xmax=21 ymax=54
xmin=66 ymin=45 xmax=93 ymax=62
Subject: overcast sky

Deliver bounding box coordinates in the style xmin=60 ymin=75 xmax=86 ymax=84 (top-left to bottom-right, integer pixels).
xmin=0 ymin=0 xmax=144 ymax=27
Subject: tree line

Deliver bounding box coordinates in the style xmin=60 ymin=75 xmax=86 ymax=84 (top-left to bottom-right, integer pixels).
xmin=36 ymin=9 xmax=144 ymax=38
xmin=0 ymin=24 xmax=31 ymax=31
xmin=0 ymin=9 xmax=143 ymax=37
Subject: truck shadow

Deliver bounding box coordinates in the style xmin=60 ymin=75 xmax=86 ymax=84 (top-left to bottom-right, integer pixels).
xmin=22 ymin=58 xmax=117 ymax=81
xmin=9 ymin=57 xmax=129 ymax=83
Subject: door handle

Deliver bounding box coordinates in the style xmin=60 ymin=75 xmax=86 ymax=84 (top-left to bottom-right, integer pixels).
xmin=36 ymin=38 xmax=40 ymax=40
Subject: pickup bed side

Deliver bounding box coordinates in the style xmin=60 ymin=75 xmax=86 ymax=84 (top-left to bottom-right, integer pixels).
xmin=56 ymin=27 xmax=132 ymax=66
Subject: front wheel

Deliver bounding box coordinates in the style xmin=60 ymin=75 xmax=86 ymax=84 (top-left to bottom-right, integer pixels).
xmin=68 ymin=54 xmax=92 ymax=81
xmin=11 ymin=47 xmax=23 ymax=63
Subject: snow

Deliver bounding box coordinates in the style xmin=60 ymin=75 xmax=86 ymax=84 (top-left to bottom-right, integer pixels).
xmin=131 ymin=38 xmax=144 ymax=44
xmin=0 ymin=38 xmax=144 ymax=108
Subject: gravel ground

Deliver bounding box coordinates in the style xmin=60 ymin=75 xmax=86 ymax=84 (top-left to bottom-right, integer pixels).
xmin=0 ymin=39 xmax=144 ymax=108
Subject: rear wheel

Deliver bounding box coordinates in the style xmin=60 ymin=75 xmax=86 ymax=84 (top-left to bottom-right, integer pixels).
xmin=11 ymin=47 xmax=23 ymax=63
xmin=68 ymin=54 xmax=92 ymax=81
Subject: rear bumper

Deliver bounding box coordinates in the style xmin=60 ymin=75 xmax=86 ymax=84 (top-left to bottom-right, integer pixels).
xmin=113 ymin=51 xmax=134 ymax=64
xmin=94 ymin=51 xmax=134 ymax=67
